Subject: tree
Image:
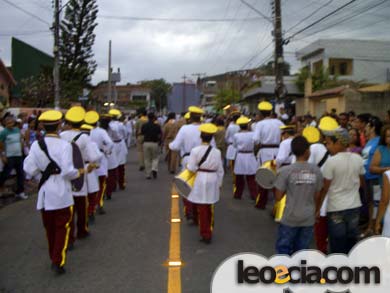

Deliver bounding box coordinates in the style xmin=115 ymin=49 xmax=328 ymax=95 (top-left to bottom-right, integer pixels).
xmin=138 ymin=79 xmax=172 ymax=111
xmin=59 ymin=0 xmax=98 ymax=103
xmin=259 ymin=61 xmax=291 ymax=76
xmin=295 ymin=66 xmax=338 ymax=93
xmin=19 ymin=66 xmax=54 ymax=107
xmin=213 ymin=87 xmax=240 ymax=112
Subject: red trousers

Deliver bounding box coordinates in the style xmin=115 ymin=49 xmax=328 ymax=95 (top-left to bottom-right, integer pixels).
xmin=234 ymin=175 xmax=258 ymax=200
xmin=183 ymin=198 xmax=195 ymax=220
xmin=194 ymin=204 xmax=214 ymax=240
xmin=70 ymin=196 xmax=89 ymax=243
xmin=96 ymin=176 xmax=107 ymax=208
xmin=255 ymin=185 xmax=268 ymax=209
xmin=315 ymin=216 xmax=328 ymax=254
xmin=106 ymin=168 xmax=118 ymax=197
xmin=117 ymin=164 xmax=125 ymax=190
xmin=41 ymin=206 xmax=73 ymax=266
xmin=87 ymin=192 xmax=98 ymax=216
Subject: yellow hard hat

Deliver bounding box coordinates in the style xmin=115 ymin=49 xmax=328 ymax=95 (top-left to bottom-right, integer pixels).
xmin=199 ymin=123 xmax=218 ymax=134
xmin=184 ymin=112 xmax=191 ymax=120
xmin=85 ymin=111 xmax=100 ymax=125
xmin=236 ymin=116 xmax=250 ymax=125
xmin=188 ymin=106 xmax=205 ymax=114
xmin=258 ymin=101 xmax=273 ymax=111
xmin=65 ymin=106 xmax=86 ymax=123
xmin=108 ymin=108 xmax=122 ymax=117
xmin=81 ymin=124 xmax=93 ymax=131
xmin=318 ymin=116 xmax=339 ymax=131
xmin=303 ymin=126 xmax=321 ymax=143
xmin=38 ymin=110 xmax=62 ymax=122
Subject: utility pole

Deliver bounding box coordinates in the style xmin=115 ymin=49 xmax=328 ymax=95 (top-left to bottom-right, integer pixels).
xmin=108 ymin=40 xmax=112 ymax=104
xmin=53 ymin=0 xmax=60 ymax=109
xmin=272 ymin=0 xmax=286 ymax=100
xmin=182 ymin=74 xmax=187 ymax=112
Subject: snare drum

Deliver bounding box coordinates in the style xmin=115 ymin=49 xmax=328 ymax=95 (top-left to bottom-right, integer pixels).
xmin=173 ymin=169 xmax=196 ymax=198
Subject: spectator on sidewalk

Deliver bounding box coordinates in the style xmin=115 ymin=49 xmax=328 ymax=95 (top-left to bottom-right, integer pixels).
xmin=0 ymin=115 xmax=26 ymax=199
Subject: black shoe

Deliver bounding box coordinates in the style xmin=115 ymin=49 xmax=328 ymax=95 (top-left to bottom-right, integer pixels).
xmin=88 ymin=214 xmax=95 ymax=225
xmin=97 ymin=207 xmax=106 ymax=215
xmin=199 ymin=238 xmax=212 ymax=244
xmin=106 ymin=195 xmax=112 ymax=200
xmin=51 ymin=264 xmax=66 ymax=275
xmin=146 ymin=176 xmax=151 ymax=180
xmin=152 ymin=171 xmax=157 ymax=179
xmin=77 ymin=231 xmax=90 ymax=240
xmin=67 ymin=242 xmax=74 ymax=251
xmin=139 ymin=166 xmax=145 ymax=171
xmin=170 ymin=171 xmax=175 ymax=174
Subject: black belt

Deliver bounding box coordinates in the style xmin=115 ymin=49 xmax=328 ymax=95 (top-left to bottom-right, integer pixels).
xmin=198 ymin=168 xmax=217 ymax=173
xmin=259 ymin=144 xmax=279 ymax=149
xmin=182 ymin=153 xmax=190 ymax=158
xmin=281 ymin=163 xmax=291 ymax=167
xmin=238 ymin=151 xmax=253 ymax=154
xmin=114 ymin=139 xmax=122 ymax=143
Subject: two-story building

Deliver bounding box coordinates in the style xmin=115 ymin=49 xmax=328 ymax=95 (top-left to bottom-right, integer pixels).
xmin=0 ymin=59 xmax=16 ymax=109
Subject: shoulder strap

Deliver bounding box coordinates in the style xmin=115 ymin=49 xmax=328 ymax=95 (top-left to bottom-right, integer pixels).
xmin=38 ymin=139 xmax=54 ymax=162
xmin=72 ymin=132 xmax=85 ymax=143
xmin=318 ymin=151 xmax=330 ymax=168
xmin=37 ymin=138 xmax=62 ymax=190
xmin=198 ymin=145 xmax=213 ymax=168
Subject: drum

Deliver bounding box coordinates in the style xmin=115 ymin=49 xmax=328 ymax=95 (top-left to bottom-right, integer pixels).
xmin=256 ymin=160 xmax=286 ymax=222
xmin=173 ymin=169 xmax=196 ymax=198
xmin=255 ymin=160 xmax=276 ymax=189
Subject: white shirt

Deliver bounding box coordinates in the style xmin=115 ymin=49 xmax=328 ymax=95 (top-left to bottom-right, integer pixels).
xmin=187 ymin=145 xmax=224 ymax=204
xmin=275 ymin=137 xmax=294 ymax=168
xmin=109 ymin=121 xmax=128 ymax=165
xmin=60 ymin=130 xmax=103 ymax=196
xmin=233 ymin=132 xmax=258 ymax=175
xmin=254 ymin=118 xmax=284 ymax=164
xmin=23 ymin=136 xmax=78 ymax=210
xmin=225 ymin=123 xmax=240 ymax=160
xmin=90 ymin=127 xmax=115 ymax=176
xmin=169 ymin=123 xmax=202 ymax=158
xmin=322 ymin=152 xmax=365 ymax=212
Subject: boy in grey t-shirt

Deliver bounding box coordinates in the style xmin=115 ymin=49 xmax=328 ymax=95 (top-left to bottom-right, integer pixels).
xmin=274 ymin=136 xmax=323 ymax=255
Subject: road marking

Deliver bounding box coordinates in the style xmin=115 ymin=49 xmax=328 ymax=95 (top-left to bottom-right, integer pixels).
xmin=167 ymin=186 xmax=182 ymax=293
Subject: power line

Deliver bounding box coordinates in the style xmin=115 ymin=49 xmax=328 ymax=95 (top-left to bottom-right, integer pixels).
xmin=98 ymin=14 xmax=263 ymax=23
xmin=240 ymin=40 xmax=273 ymax=70
xmin=0 ymin=0 xmax=51 ymax=26
xmin=240 ymin=0 xmax=273 ymax=23
xmin=285 ymin=0 xmax=334 ymax=34
xmin=291 ymin=0 xmax=390 ymax=43
xmin=284 ymin=0 xmax=357 ymax=42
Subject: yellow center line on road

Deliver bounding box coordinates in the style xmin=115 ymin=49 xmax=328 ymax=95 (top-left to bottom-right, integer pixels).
xmin=167 ymin=185 xmax=182 ymax=293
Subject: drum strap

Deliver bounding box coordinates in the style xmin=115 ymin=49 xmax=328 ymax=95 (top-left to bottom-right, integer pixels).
xmin=318 ymin=151 xmax=330 ymax=168
xmin=72 ymin=132 xmax=85 ymax=142
xmin=37 ymin=139 xmax=62 ymax=190
xmin=198 ymin=146 xmax=212 ymax=168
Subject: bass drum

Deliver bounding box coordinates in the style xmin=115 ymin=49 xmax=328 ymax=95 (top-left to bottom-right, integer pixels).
xmin=173 ymin=169 xmax=196 ymax=198
xmin=255 ymin=160 xmax=276 ymax=189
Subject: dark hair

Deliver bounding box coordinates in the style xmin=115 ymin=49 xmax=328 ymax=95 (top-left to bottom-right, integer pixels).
xmin=191 ymin=113 xmax=201 ymax=123
xmin=200 ymin=133 xmax=213 ymax=143
xmin=69 ymin=121 xmax=82 ymax=129
xmin=260 ymin=110 xmax=271 ymax=117
xmin=368 ymin=116 xmax=383 ymax=136
xmin=239 ymin=124 xmax=248 ymax=130
xmin=232 ymin=114 xmax=240 ymax=122
xmin=43 ymin=123 xmax=59 ymax=133
xmin=349 ymin=128 xmax=361 ymax=147
xmin=357 ymin=113 xmax=371 ymax=124
xmin=348 ymin=110 xmax=356 ymax=117
xmin=148 ymin=112 xmax=155 ymax=121
xmin=291 ymin=136 xmax=310 ymax=157
xmin=379 ymin=125 xmax=390 ymax=146
xmin=339 ymin=112 xmax=349 ymax=119
xmin=167 ymin=112 xmax=176 ymax=120
xmin=99 ymin=119 xmax=110 ymax=130
xmin=215 ymin=118 xmax=224 ymax=127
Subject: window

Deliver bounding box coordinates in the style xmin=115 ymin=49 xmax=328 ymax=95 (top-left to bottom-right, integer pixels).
xmin=132 ymin=95 xmax=147 ymax=101
xmin=329 ymin=58 xmax=353 ymax=76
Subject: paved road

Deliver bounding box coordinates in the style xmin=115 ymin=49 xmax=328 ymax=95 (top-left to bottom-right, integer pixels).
xmin=0 ymin=149 xmax=278 ymax=293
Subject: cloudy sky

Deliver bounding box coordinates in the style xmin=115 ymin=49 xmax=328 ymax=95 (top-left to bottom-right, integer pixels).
xmin=0 ymin=0 xmax=389 ymax=85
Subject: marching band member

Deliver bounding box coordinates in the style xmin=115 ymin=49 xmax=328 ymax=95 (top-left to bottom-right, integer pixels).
xmin=169 ymin=106 xmax=204 ymax=222
xmin=232 ymin=116 xmax=259 ymax=200
xmin=87 ymin=111 xmax=115 ymax=215
xmin=61 ymin=106 xmax=102 ymax=246
xmin=254 ymin=101 xmax=284 ymax=209
xmin=23 ymin=110 xmax=83 ymax=274
xmin=186 ymin=123 xmax=224 ymax=244
xmin=275 ymin=125 xmax=296 ymax=169
xmin=108 ymin=109 xmax=128 ymax=190
xmin=225 ymin=112 xmax=241 ymax=194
